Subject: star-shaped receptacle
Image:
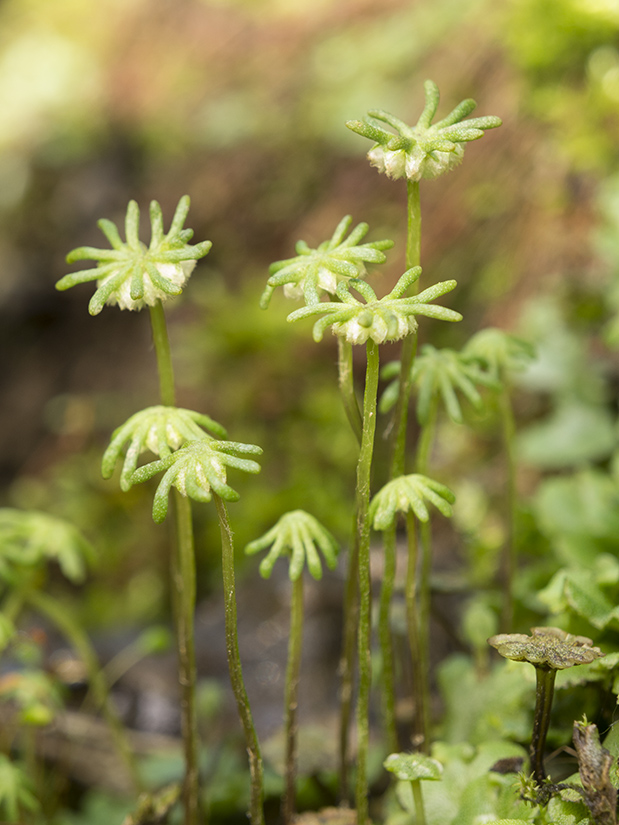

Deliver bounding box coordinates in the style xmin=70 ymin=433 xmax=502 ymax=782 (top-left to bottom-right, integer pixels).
xmin=129 ymin=439 xmax=262 ymax=523
xmin=381 ymin=344 xmax=499 ymax=424
xmin=102 ymin=406 xmax=227 ymax=492
xmin=56 ymin=196 xmax=212 ymax=315
xmin=347 ymin=79 xmax=501 ymax=182
xmin=245 ymin=510 xmax=339 ymax=581
xmin=0 ymin=509 xmax=94 ymax=584
xmin=261 ymin=215 xmax=393 ymax=308
xmin=287 ymin=267 xmax=461 ymax=345
xmin=369 ymin=474 xmax=455 ymax=531
xmin=463 ymin=327 xmax=535 ymax=381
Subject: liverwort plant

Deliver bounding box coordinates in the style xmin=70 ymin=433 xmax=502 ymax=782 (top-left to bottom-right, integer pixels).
xmin=245 ymin=510 xmax=339 ymax=825
xmin=0 ymin=509 xmax=141 ymax=795
xmin=346 ymin=79 xmax=502 ymax=473
xmin=488 ymin=628 xmax=604 ymax=789
xmin=287 ymin=267 xmax=460 ymax=823
xmin=129 ymin=439 xmax=264 ymax=825
xmin=102 ymin=406 xmax=227 ymax=492
xmin=369 ymin=475 xmax=455 ymax=754
xmin=56 ymin=196 xmax=265 ymax=825
xmin=383 ymin=751 xmax=443 ymax=825
xmin=378 ymin=344 xmax=498 ymax=745
xmin=262 ymin=215 xmax=393 ymax=442
xmin=346 ymin=79 xmax=502 ymax=184
xmin=343 ymin=82 xmax=502 ymax=791
xmin=260 ymin=214 xmax=394 ymax=310
xmin=55 ymin=196 xmax=211 ymax=316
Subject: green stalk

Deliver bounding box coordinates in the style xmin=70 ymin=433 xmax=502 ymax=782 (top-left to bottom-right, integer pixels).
xmin=149 ymin=302 xmax=176 ymax=407
xmin=0 ymin=590 xmax=26 ymax=656
xmin=377 ymin=524 xmax=398 ymax=754
xmin=389 ymin=180 xmax=421 ymax=480
xmin=414 ymin=401 xmax=439 ymax=753
xmin=355 ymin=339 xmax=380 ymax=825
xmin=26 ymin=590 xmax=142 ymax=793
xmin=173 ymin=492 xmax=200 ymax=825
xmin=338 ymin=337 xmax=362 ymax=445
xmin=336 ymin=337 xmax=362 ymax=801
xmin=283 ymin=574 xmax=304 ymax=825
xmin=374 ymin=180 xmax=422 ymax=767
xmin=214 ymin=494 xmax=264 ymax=825
xmin=149 ymin=300 xmax=200 ymax=825
xmin=499 ymin=385 xmax=517 ymax=631
xmin=405 ymin=512 xmax=428 ymax=751
xmin=411 ymin=778 xmax=427 ymax=825
xmin=406 ymin=180 xmax=421 ymax=272
xmin=530 ymin=666 xmax=557 ymax=785
xmin=338 ymin=518 xmax=359 ymax=803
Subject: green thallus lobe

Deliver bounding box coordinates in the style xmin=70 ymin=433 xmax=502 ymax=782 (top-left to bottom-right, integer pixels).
xmin=245 ymin=511 xmax=339 ymax=825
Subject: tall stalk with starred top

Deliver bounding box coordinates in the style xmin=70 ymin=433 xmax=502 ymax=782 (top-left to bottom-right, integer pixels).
xmin=260 ymin=215 xmax=394 ymax=791
xmin=347 ymin=81 xmax=501 ymax=753
xmin=57 ymin=197 xmax=265 ymax=825
xmin=287 ymin=270 xmax=461 ymax=822
xmin=57 ymin=196 xmax=210 ymax=825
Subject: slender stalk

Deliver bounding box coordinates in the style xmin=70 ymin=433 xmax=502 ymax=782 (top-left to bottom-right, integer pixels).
xmin=149 ymin=299 xmax=200 ymax=825
xmin=375 ymin=179 xmax=422 ymax=768
xmin=26 ymin=590 xmax=142 ymax=793
xmin=336 ymin=336 xmax=363 ymax=793
xmin=336 ymin=335 xmax=362 ymax=799
xmin=283 ymin=574 xmax=304 ymax=825
xmin=338 ymin=518 xmax=359 ymax=804
xmin=499 ymin=385 xmax=517 ymax=631
xmin=149 ymin=302 xmax=176 ymax=407
xmin=377 ymin=524 xmax=399 ymax=754
xmin=414 ymin=398 xmax=438 ymax=477
xmin=530 ymin=666 xmax=557 ymax=785
xmin=414 ymin=399 xmax=438 ymax=753
xmin=214 ymin=494 xmax=264 ymax=825
xmin=405 ymin=512 xmax=428 ymax=752
xmin=338 ymin=337 xmax=362 ymax=445
xmin=406 ymin=180 xmax=421 ymax=272
xmin=0 ymin=590 xmax=25 ymax=656
xmin=389 ymin=180 xmax=422 ymax=480
xmin=411 ymin=778 xmax=427 ymax=825
xmin=173 ymin=492 xmax=200 ymax=825
xmin=355 ymin=339 xmax=380 ymax=825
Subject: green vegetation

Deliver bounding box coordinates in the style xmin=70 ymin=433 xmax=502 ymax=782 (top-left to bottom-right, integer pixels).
xmin=2 ymin=1 xmax=619 ymax=824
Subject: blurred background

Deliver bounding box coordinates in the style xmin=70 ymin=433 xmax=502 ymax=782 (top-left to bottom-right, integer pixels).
xmin=1 ymin=0 xmax=619 ymax=813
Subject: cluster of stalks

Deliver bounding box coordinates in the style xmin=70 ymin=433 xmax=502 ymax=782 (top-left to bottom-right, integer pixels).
xmin=53 ymin=81 xmax=540 ymax=825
